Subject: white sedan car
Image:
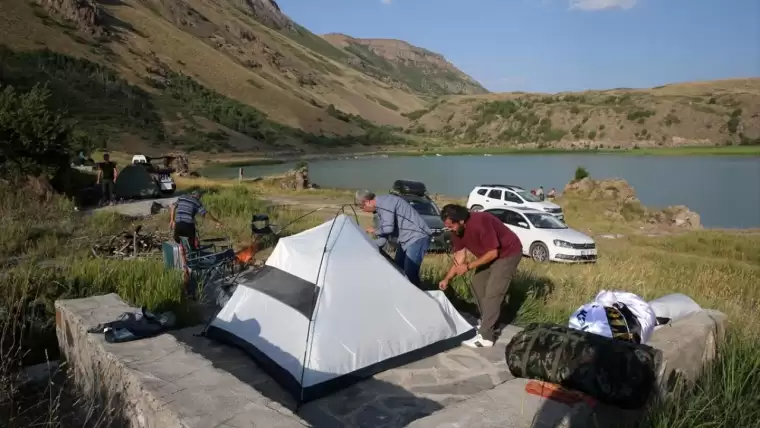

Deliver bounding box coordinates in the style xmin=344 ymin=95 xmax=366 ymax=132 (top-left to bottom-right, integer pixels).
xmin=483 ymin=208 xmax=597 ymax=263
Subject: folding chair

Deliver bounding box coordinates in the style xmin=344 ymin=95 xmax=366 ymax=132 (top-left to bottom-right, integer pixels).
xmin=192 ymin=231 xmax=233 ymax=254
xmin=177 ymin=237 xmax=236 ymax=297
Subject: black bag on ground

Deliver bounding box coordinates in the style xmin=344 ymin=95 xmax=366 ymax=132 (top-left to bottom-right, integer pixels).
xmin=505 ymin=323 xmax=661 ymax=409
xmin=87 ymin=307 xmax=176 ymax=343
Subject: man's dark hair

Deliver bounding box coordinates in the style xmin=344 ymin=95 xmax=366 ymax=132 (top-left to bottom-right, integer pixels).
xmin=440 ymin=204 xmax=470 ymax=222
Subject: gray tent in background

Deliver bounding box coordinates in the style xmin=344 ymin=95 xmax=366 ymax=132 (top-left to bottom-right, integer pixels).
xmin=114 ymin=164 xmax=160 ymax=199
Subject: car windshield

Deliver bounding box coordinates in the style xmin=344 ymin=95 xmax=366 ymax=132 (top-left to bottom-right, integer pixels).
xmin=514 ymin=189 xmax=542 ymax=202
xmin=524 ymin=213 xmax=567 ymax=229
xmin=409 ymin=200 xmax=440 ymax=216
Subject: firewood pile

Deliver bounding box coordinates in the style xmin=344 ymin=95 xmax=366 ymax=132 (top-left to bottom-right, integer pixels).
xmin=91 ymin=226 xmax=170 ymax=259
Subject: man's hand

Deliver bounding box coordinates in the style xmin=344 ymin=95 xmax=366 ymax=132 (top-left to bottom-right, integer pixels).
xmin=438 ymin=279 xmax=449 ymax=291
xmin=169 ymin=220 xmax=175 ymax=230
xmin=451 ymin=263 xmax=469 ymax=276
xmin=365 ymin=227 xmax=376 ymax=235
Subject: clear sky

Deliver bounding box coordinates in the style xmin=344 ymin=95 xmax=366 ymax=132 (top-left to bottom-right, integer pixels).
xmin=278 ymin=0 xmax=760 ymax=93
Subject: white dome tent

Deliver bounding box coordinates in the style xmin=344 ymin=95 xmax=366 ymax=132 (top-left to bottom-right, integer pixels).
xmin=205 ymin=214 xmax=475 ymax=403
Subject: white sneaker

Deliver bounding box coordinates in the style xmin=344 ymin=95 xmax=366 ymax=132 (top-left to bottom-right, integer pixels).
xmin=462 ymin=334 xmax=493 ymax=348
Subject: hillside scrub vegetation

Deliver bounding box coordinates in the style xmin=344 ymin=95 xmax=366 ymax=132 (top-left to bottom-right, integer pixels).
xmin=408 ymin=80 xmax=760 ymax=149
xmin=0 ymin=46 xmax=410 ymax=154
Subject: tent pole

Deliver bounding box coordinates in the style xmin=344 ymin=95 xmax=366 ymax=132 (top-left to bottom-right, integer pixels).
xmin=296 ymin=207 xmax=343 ymax=410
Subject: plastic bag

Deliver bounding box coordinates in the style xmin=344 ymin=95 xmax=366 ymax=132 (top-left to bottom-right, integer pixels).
xmin=569 ymin=290 xmax=657 ymax=344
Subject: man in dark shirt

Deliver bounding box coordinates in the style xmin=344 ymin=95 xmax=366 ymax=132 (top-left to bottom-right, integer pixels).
xmin=97 ymin=153 xmax=119 ymax=205
xmin=438 ymin=204 xmax=523 ymax=348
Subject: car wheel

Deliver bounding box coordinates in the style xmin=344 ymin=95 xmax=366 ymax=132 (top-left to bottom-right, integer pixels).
xmin=470 ymin=205 xmax=484 ymax=212
xmin=530 ymin=242 xmax=550 ymax=263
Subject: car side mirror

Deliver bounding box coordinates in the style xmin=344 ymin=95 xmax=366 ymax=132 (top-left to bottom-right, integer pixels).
xmin=517 ymin=221 xmax=529 ymax=229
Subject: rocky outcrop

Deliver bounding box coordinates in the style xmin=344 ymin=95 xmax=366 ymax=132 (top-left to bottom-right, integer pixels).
xmin=653 ymin=206 xmax=702 ymax=229
xmin=564 ymin=177 xmax=640 ymax=204
xmin=322 ymin=33 xmax=489 ymax=96
xmin=38 ymin=0 xmax=104 ymax=35
xmin=21 ymin=175 xmax=56 ymax=201
xmin=563 ymin=177 xmax=702 ymax=229
xmin=261 ymin=165 xmax=318 ymax=190
xmin=234 ymin=0 xmax=296 ymax=32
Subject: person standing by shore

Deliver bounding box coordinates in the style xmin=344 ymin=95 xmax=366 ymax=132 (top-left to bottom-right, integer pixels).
xmin=356 ymin=189 xmax=431 ymax=287
xmin=96 ymin=153 xmax=119 ymax=206
xmin=438 ymin=204 xmax=522 ymax=348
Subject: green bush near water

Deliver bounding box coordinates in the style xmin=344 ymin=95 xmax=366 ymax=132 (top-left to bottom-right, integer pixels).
xmin=574 ymin=166 xmax=590 ymax=181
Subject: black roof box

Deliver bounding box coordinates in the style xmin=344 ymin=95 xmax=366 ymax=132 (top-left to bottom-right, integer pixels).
xmin=478 ymin=184 xmax=524 ymax=190
xmin=392 ymin=180 xmax=427 ymax=197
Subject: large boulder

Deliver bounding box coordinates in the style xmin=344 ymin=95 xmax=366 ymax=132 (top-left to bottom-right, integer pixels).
xmin=263 ymin=165 xmax=316 ymax=190
xmin=653 ymin=205 xmax=702 ymax=229
xmin=564 ymin=177 xmax=638 ymax=204
xmin=562 ymin=177 xmax=702 ymax=230
xmin=39 ymin=0 xmax=105 ymax=36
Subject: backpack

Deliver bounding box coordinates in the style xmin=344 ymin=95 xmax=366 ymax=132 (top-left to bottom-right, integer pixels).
xmin=505 ymin=323 xmax=661 ymax=409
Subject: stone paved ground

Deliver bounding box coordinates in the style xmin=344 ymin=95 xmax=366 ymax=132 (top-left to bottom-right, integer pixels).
xmin=177 ymin=323 xmax=522 ymax=427
xmin=298 ymin=326 xmax=522 ymax=427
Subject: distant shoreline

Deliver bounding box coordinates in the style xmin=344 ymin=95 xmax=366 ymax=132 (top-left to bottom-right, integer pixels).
xmin=206 ymin=144 xmax=760 ymax=168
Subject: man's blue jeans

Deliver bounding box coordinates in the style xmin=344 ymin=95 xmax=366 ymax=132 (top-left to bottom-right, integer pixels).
xmin=394 ymin=237 xmax=430 ymax=287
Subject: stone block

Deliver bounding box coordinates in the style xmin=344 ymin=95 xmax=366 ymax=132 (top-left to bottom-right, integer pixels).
xmin=55 ymin=293 xmax=305 ymax=428
xmin=650 ymin=309 xmax=727 ymax=397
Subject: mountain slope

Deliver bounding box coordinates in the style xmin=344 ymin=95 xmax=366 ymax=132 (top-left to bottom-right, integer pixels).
xmin=322 ymin=33 xmax=488 ymax=97
xmin=405 ymin=79 xmax=760 ymax=149
xmin=2 ymin=0 xmax=462 ymax=154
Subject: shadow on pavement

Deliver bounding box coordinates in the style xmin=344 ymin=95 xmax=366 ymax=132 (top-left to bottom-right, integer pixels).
xmin=171 ymin=319 xmax=444 ymax=428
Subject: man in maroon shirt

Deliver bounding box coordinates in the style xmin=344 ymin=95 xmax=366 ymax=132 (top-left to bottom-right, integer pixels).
xmin=439 ymin=204 xmax=523 ymax=348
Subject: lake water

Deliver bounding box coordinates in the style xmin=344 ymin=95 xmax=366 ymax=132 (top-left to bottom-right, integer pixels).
xmin=205 ymin=155 xmax=760 ymax=229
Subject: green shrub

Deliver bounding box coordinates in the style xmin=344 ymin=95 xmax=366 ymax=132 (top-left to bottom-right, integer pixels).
xmin=627 ymin=109 xmax=656 ymax=122
xmin=542 ymin=128 xmax=567 ymax=142
xmin=574 ymin=166 xmax=589 ymax=181
xmin=0 ymin=47 xmax=164 ymax=143
xmin=0 ymin=84 xmax=72 ymax=178
xmin=663 ymin=113 xmax=681 ymax=126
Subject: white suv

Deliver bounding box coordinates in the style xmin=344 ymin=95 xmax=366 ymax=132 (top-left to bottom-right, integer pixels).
xmin=466 ymin=184 xmax=564 ymax=221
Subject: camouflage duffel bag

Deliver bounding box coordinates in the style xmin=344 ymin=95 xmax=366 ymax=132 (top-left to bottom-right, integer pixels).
xmin=505 ymin=323 xmax=662 ymax=409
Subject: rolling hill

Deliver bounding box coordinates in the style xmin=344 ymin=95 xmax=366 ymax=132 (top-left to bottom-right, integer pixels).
xmin=404 ymin=78 xmax=760 ymax=149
